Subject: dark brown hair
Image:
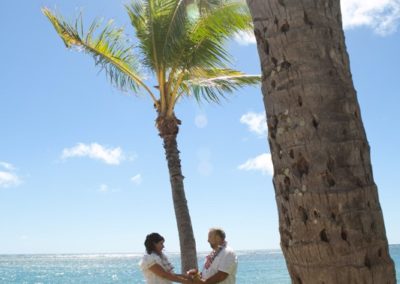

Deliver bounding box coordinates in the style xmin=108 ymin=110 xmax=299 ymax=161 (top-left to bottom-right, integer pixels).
xmin=144 ymin=233 xmax=164 ymax=254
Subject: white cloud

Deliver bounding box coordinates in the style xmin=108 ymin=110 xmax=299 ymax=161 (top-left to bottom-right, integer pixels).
xmin=0 ymin=162 xmax=15 ymax=171
xmin=240 ymin=112 xmax=267 ymax=136
xmin=233 ymin=0 xmax=400 ymax=44
xmin=98 ymin=183 xmax=121 ymax=193
xmin=99 ymin=184 xmax=109 ymax=193
xmin=61 ymin=143 xmax=125 ymax=165
xmin=238 ymin=153 xmax=274 ymax=175
xmin=341 ymin=0 xmax=400 ymax=35
xmin=0 ymin=162 xmax=21 ymax=188
xmin=195 ymin=114 xmax=208 ymax=128
xmin=234 ymin=30 xmax=257 ymax=45
xmin=0 ymin=171 xmax=21 ymax=188
xmin=131 ymin=174 xmax=142 ymax=185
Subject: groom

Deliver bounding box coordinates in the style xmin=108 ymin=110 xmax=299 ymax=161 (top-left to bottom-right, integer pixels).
xmin=190 ymin=228 xmax=237 ymax=284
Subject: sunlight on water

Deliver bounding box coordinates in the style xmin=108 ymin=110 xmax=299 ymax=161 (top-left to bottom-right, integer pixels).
xmin=0 ymin=246 xmax=398 ymax=283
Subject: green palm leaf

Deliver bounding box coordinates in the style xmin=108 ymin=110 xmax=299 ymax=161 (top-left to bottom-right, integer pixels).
xmin=42 ymin=8 xmax=147 ymax=95
xmin=43 ymin=0 xmax=259 ymax=112
xmin=182 ymin=68 xmax=260 ymax=103
xmin=126 ymin=0 xmax=190 ymax=70
xmin=125 ymin=2 xmax=153 ymax=70
xmin=183 ymin=2 xmax=253 ymax=69
xmin=160 ymin=0 xmax=188 ymax=61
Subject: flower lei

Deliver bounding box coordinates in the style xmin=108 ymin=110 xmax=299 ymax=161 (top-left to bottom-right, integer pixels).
xmin=203 ymin=241 xmax=227 ymax=270
xmin=159 ymin=253 xmax=174 ymax=272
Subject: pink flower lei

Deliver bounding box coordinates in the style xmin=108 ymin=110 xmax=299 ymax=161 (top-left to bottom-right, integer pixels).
xmin=203 ymin=241 xmax=227 ymax=270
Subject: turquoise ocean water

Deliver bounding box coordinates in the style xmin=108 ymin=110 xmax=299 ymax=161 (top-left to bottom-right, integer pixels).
xmin=1 ymin=245 xmax=398 ymax=283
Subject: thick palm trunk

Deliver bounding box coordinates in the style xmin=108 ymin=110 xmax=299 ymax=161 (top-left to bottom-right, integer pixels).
xmin=247 ymin=0 xmax=396 ymax=283
xmin=156 ymin=114 xmax=198 ymax=273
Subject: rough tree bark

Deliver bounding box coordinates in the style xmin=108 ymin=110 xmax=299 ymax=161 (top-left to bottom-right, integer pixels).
xmin=157 ymin=114 xmax=198 ymax=272
xmin=246 ymin=0 xmax=396 ymax=283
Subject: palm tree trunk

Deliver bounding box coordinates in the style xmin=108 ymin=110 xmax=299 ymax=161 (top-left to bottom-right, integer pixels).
xmin=156 ymin=114 xmax=198 ymax=273
xmin=246 ymin=0 xmax=396 ymax=283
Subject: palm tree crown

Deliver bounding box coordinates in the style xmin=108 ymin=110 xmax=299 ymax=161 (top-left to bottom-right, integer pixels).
xmin=43 ymin=0 xmax=260 ymax=271
xmin=42 ymin=0 xmax=260 ymax=117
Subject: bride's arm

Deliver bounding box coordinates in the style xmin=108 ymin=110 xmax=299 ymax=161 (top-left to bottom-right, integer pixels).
xmin=149 ymin=264 xmax=191 ymax=283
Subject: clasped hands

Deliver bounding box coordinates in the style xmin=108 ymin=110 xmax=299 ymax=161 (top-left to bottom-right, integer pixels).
xmin=185 ymin=268 xmax=205 ymax=283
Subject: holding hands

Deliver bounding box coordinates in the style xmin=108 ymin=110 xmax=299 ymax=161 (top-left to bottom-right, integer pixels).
xmin=186 ymin=268 xmax=205 ymax=283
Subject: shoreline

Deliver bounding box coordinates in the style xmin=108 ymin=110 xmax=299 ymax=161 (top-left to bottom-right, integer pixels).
xmin=1 ymin=244 xmax=399 ymax=256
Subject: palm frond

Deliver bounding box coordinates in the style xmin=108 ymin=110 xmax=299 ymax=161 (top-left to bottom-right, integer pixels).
xmin=182 ymin=68 xmax=260 ymax=103
xmin=126 ymin=0 xmax=191 ymax=71
xmin=42 ymin=7 xmax=147 ymax=95
xmin=161 ymin=0 xmax=188 ymax=60
xmin=44 ymin=1 xmax=256 ymax=112
xmin=125 ymin=1 xmax=154 ymax=71
xmin=198 ymin=0 xmax=223 ymax=11
xmin=183 ymin=1 xmax=253 ymax=69
xmin=192 ymin=0 xmax=228 ymax=15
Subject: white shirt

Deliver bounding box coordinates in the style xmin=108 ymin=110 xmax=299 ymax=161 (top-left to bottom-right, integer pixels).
xmin=139 ymin=253 xmax=173 ymax=284
xmin=201 ymin=246 xmax=237 ymax=284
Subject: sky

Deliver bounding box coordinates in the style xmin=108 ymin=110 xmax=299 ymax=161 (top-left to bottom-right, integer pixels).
xmin=0 ymin=0 xmax=399 ymax=255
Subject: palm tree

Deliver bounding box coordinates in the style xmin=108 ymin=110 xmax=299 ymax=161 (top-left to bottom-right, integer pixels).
xmin=42 ymin=0 xmax=259 ymax=272
xmin=246 ymin=0 xmax=396 ymax=283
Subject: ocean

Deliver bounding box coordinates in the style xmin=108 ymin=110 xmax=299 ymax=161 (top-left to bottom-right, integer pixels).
xmin=1 ymin=245 xmax=399 ymax=283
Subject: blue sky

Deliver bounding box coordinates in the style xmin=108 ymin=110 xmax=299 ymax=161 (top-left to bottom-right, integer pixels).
xmin=0 ymin=0 xmax=399 ymax=254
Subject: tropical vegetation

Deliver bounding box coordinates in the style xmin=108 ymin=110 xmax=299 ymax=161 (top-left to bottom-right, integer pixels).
xmin=43 ymin=0 xmax=260 ymax=271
